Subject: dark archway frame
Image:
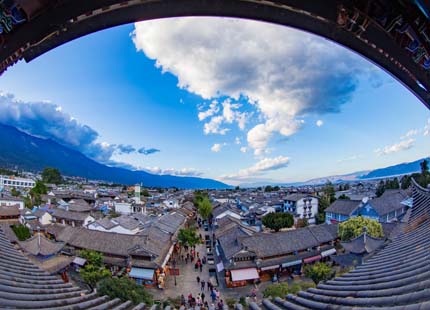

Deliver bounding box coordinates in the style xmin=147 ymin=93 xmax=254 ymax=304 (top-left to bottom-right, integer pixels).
xmin=1 ymin=0 xmax=430 ymax=108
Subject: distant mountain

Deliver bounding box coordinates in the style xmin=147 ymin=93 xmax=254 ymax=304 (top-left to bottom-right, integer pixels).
xmin=239 ymin=158 xmax=429 ymax=188
xmin=359 ymin=157 xmax=429 ymax=179
xmin=0 ymin=124 xmax=230 ymax=189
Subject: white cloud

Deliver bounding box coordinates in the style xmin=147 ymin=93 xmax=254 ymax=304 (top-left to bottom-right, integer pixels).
xmin=198 ymin=100 xmax=219 ymax=121
xmin=143 ymin=167 xmax=203 ymax=177
xmin=0 ymin=92 xmax=159 ymax=166
xmin=211 ymin=143 xmax=223 ymax=152
xmin=235 ymin=137 xmax=241 ymax=145
xmin=400 ymin=129 xmax=418 ymax=139
xmin=133 ymin=17 xmax=378 ymax=154
xmin=240 ymin=147 xmax=247 ymax=153
xmin=316 ymin=120 xmax=324 ymax=127
xmin=375 ymin=138 xmax=415 ymax=156
xmin=222 ymin=156 xmax=290 ymax=180
xmin=204 ymin=116 xmax=229 ymax=135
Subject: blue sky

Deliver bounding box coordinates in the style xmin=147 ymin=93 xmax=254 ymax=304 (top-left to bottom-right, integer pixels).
xmin=1 ymin=17 xmax=429 ymax=185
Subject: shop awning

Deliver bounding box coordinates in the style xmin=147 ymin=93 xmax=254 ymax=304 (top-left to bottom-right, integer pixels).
xmin=303 ymin=255 xmax=321 ymax=264
xmin=216 ymin=262 xmax=224 ymax=272
xmin=72 ymin=257 xmax=86 ymax=266
xmin=129 ymin=267 xmax=155 ymax=280
xmin=231 ymin=268 xmax=259 ymax=282
xmin=282 ymin=259 xmax=302 ymax=268
xmin=161 ymin=245 xmax=175 ymax=268
xmin=261 ymin=265 xmax=279 ymax=271
xmin=321 ymin=248 xmax=337 ymax=257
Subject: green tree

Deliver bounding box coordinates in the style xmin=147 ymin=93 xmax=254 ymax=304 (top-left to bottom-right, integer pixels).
xmin=401 ymin=175 xmax=412 ymax=189
xmin=41 ymin=167 xmax=63 ymax=184
xmin=30 ymin=181 xmax=47 ymax=196
xmin=23 ymin=196 xmax=32 ymax=209
xmin=317 ymin=182 xmax=337 ymax=224
xmin=375 ymin=180 xmax=385 ymax=197
xmin=338 ymin=194 xmax=350 ymax=200
xmin=273 ymin=185 xmax=280 ymax=191
xmin=97 ymin=277 xmax=153 ymax=305
xmin=178 ymin=228 xmax=200 ymax=247
xmin=339 ymin=216 xmax=384 ymax=241
xmin=262 ymin=212 xmax=294 ymax=232
xmin=11 ymin=224 xmax=31 ymax=241
xmin=264 ymin=185 xmax=274 ymax=192
xmin=10 ymin=187 xmax=20 ymax=197
xmin=421 ymin=159 xmax=429 ymax=175
xmin=141 ymin=189 xmax=150 ymax=197
xmin=197 ymin=197 xmax=213 ymax=220
xmin=304 ymin=262 xmax=332 ymax=284
xmin=262 ymin=282 xmax=290 ymax=298
xmin=79 ymin=250 xmax=111 ymax=288
xmin=29 ymin=181 xmax=47 ymax=207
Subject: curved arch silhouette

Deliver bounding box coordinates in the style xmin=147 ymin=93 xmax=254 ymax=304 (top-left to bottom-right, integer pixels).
xmin=1 ymin=0 xmax=430 ymax=108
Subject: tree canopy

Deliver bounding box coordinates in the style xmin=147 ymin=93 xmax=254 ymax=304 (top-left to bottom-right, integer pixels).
xmin=317 ymin=182 xmax=336 ymax=224
xmin=11 ymin=224 xmax=31 ymax=241
xmin=178 ymin=228 xmax=200 ymax=247
xmin=262 ymin=212 xmax=294 ymax=232
xmin=97 ymin=277 xmax=153 ymax=306
xmin=339 ymin=216 xmax=384 ymax=241
xmin=42 ymin=167 xmax=63 ymax=184
xmin=338 ymin=194 xmax=350 ymax=200
xmin=197 ymin=197 xmax=213 ymax=220
xmin=78 ymin=250 xmax=111 ymax=288
xmin=304 ymin=262 xmax=333 ymax=284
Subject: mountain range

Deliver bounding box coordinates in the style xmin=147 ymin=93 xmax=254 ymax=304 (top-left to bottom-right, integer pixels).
xmin=239 ymin=157 xmax=429 ymax=188
xmin=0 ymin=124 xmax=229 ymax=189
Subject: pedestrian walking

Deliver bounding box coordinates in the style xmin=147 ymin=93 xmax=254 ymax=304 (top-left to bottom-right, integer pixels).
xmin=195 ymin=262 xmax=198 ymax=271
xmin=196 ymin=275 xmax=200 ymax=284
xmin=199 ymin=263 xmax=203 ymax=272
xmin=201 ymin=280 xmax=205 ymax=291
xmin=201 ymin=292 xmax=206 ymax=303
xmin=210 ymin=290 xmax=216 ymax=302
xmin=215 ymin=288 xmax=220 ymax=300
xmin=218 ymin=300 xmax=224 ymax=310
xmin=181 ymin=294 xmax=186 ymax=306
xmin=207 ymin=281 xmax=212 ymax=292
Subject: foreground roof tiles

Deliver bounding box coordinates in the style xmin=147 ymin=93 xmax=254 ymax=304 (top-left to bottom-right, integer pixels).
xmin=260 ymin=180 xmax=430 ymax=309
xmin=0 ymin=225 xmax=145 ymax=309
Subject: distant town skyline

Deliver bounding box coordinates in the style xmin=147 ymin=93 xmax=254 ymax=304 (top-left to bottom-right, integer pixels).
xmin=1 ymin=17 xmax=429 ymax=185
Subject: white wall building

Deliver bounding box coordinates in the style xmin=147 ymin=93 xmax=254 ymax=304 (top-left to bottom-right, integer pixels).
xmin=0 ymin=194 xmax=25 ymax=209
xmin=284 ymin=194 xmax=319 ymax=224
xmin=0 ymin=176 xmax=35 ymax=189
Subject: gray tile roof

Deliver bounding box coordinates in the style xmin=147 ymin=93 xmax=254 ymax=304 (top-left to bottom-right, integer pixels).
xmin=325 ymin=199 xmax=361 ymax=215
xmin=369 ymin=189 xmax=409 ymax=216
xmin=19 ymin=234 xmax=65 ymax=256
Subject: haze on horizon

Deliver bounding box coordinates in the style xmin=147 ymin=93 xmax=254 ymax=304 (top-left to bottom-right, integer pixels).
xmin=1 ymin=17 xmax=429 ymax=186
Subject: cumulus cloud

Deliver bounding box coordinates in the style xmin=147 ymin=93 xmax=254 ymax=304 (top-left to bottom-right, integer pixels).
xmin=375 ymin=138 xmax=415 ymax=156
xmin=316 ymin=120 xmax=324 ymax=127
xmin=133 ymin=17 xmax=378 ymax=154
xmin=211 ymin=143 xmax=223 ymax=152
xmin=143 ymin=167 xmax=203 ymax=177
xmin=138 ymin=147 xmax=161 ymax=155
xmin=222 ymin=156 xmax=290 ymax=180
xmin=235 ymin=137 xmax=241 ymax=145
xmin=240 ymin=147 xmax=247 ymax=153
xmin=0 ymin=92 xmax=159 ymax=163
xmin=198 ymin=100 xmax=219 ymax=121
